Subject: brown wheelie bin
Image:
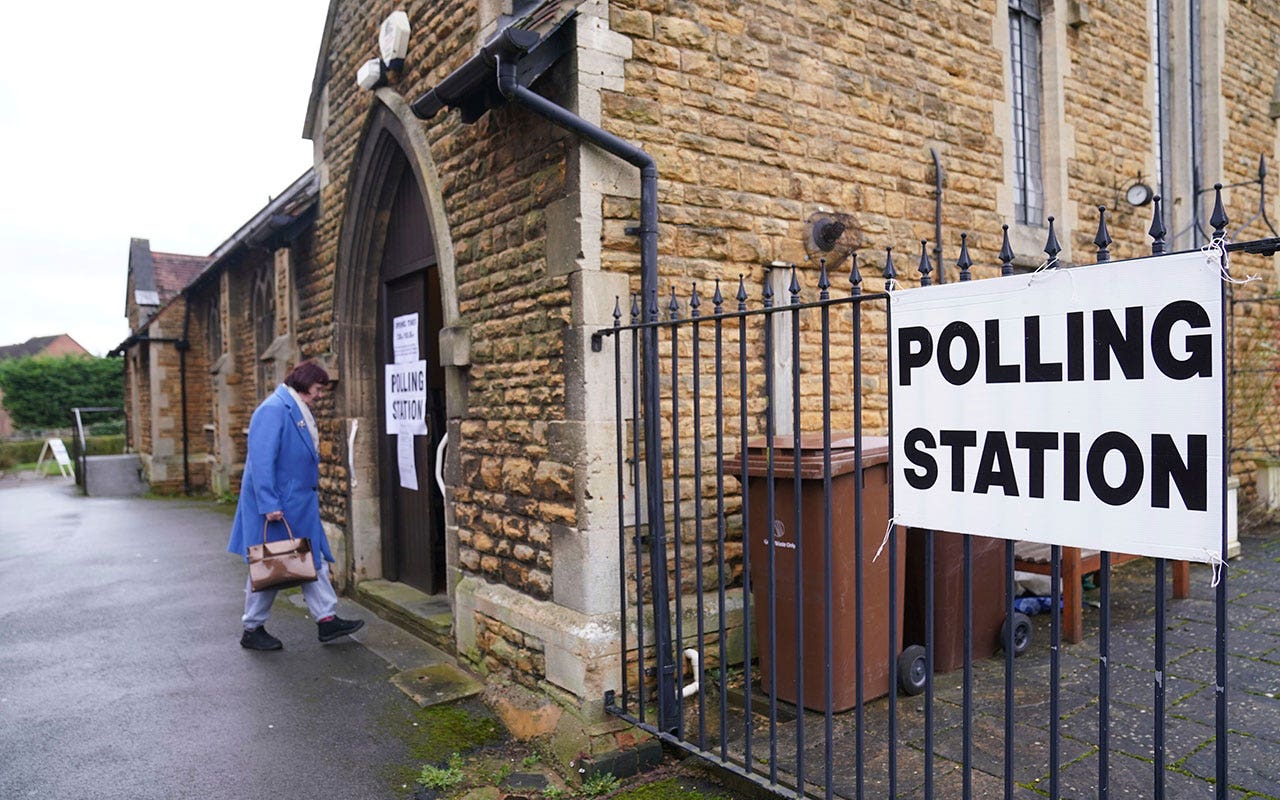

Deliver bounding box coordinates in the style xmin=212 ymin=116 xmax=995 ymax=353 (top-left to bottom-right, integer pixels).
xmin=740 ymin=434 xmax=907 ymax=712
xmin=904 ymin=530 xmax=1019 ymax=675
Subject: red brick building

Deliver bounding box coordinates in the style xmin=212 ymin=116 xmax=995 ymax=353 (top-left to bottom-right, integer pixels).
xmin=0 ymin=334 xmax=91 ymax=437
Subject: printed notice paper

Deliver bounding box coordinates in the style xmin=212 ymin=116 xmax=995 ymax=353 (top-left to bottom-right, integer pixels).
xmin=397 ymin=434 xmax=418 ymax=491
xmin=393 ymin=313 xmax=419 ymax=364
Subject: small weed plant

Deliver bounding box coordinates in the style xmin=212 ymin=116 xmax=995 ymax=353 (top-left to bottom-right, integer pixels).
xmin=542 ymin=786 xmax=566 ymax=800
xmin=581 ymin=771 xmax=622 ymax=797
xmin=418 ymin=753 xmax=465 ymax=790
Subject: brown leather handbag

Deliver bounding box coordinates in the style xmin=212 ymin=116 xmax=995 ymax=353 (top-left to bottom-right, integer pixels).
xmin=248 ymin=518 xmax=318 ymax=592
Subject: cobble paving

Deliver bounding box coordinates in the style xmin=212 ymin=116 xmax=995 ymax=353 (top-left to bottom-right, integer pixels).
xmin=687 ymin=528 xmax=1280 ymax=798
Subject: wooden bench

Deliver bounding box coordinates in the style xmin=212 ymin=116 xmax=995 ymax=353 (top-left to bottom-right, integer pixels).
xmin=1013 ymin=542 xmax=1190 ymax=644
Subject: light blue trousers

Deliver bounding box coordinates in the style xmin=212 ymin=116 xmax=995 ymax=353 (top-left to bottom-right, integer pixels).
xmin=242 ymin=561 xmax=338 ymax=630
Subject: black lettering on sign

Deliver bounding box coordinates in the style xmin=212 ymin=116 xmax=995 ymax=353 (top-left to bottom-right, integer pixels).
xmin=1151 ymin=434 xmax=1207 ymax=510
xmin=1024 ymin=317 xmax=1063 ymax=382
xmin=1015 ymin=431 xmax=1059 ymax=498
xmin=1093 ymin=307 xmax=1144 ymax=380
xmin=903 ymin=428 xmax=937 ymax=489
xmin=974 ymin=431 xmax=1019 ymax=496
xmin=898 ymin=326 xmax=932 ymax=386
xmin=1086 ymin=431 xmax=1144 ymax=506
xmin=938 ymin=322 xmax=980 ymax=386
xmin=985 ymin=320 xmax=1020 ymax=384
xmin=1151 ymin=301 xmax=1213 ymax=380
xmin=939 ymin=429 xmax=977 ymax=491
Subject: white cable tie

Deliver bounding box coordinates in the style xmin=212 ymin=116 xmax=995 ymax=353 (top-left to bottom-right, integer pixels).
xmin=873 ymin=516 xmax=897 ymax=562
xmin=1205 ymin=549 xmax=1227 ymax=587
xmin=1204 ymin=237 xmax=1259 ymax=286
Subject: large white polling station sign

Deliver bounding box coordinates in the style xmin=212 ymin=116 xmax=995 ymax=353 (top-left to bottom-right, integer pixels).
xmin=889 ymin=250 xmax=1224 ymax=563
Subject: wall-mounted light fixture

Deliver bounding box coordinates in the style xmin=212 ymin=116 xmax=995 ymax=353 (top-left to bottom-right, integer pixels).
xmin=379 ymin=11 xmax=411 ymax=79
xmin=356 ymin=10 xmax=411 ymax=91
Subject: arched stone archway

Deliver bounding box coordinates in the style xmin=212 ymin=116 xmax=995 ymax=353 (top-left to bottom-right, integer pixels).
xmin=333 ymin=90 xmax=464 ymax=593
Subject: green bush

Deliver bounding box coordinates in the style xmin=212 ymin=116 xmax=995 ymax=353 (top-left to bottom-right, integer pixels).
xmin=0 ymin=435 xmax=124 ymax=465
xmin=87 ymin=418 xmax=125 ymax=436
xmin=84 ymin=435 xmax=125 ymax=456
xmin=0 ymin=355 xmax=123 ymax=430
xmin=0 ymin=440 xmax=44 ymax=464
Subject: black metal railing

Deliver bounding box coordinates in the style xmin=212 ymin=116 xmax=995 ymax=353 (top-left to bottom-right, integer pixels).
xmin=603 ymin=188 xmax=1239 ymax=799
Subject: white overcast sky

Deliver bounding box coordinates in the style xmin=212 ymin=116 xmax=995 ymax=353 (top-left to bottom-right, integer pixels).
xmin=0 ymin=1 xmax=333 ymax=356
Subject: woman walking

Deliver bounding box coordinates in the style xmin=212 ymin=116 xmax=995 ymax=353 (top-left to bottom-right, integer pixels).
xmin=227 ymin=360 xmax=363 ymax=650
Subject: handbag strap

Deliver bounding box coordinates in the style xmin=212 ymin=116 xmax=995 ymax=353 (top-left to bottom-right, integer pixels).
xmin=260 ymin=517 xmax=295 ymax=544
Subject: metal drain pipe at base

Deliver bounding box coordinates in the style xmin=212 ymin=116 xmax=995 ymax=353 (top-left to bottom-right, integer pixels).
xmin=496 ymin=57 xmax=678 ymax=734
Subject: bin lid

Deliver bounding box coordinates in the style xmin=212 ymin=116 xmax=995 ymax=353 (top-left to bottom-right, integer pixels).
xmin=737 ymin=433 xmax=888 ymax=478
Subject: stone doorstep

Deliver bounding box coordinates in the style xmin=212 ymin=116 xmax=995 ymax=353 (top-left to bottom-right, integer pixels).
xmin=355 ymin=578 xmax=456 ymax=654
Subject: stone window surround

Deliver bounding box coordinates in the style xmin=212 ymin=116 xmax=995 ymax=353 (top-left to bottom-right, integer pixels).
xmin=994 ymin=0 xmax=1078 ymax=267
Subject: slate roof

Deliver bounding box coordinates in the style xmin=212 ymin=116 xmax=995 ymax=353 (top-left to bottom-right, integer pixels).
xmin=0 ymin=335 xmax=75 ymax=361
xmin=151 ymin=252 xmax=212 ymax=306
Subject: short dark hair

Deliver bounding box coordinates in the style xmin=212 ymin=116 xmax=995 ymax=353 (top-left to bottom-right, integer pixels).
xmin=283 ymin=360 xmax=331 ymax=393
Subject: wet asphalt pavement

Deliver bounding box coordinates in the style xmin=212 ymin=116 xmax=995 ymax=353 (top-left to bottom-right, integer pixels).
xmin=0 ymin=477 xmax=433 ymax=800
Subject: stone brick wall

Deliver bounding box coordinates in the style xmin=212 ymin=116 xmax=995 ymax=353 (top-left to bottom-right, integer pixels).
xmin=473 ymin=611 xmax=547 ymax=690
xmin=1218 ymin=0 xmax=1280 ymax=503
xmin=310 ymin=0 xmax=577 ymax=598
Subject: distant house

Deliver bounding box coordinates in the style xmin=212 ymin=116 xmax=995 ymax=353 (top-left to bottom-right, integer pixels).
xmin=0 ymin=334 xmax=90 ymax=437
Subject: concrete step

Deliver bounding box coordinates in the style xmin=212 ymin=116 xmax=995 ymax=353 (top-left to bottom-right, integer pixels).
xmin=83 ymin=454 xmax=147 ymax=497
xmin=355 ymin=578 xmax=455 ymax=655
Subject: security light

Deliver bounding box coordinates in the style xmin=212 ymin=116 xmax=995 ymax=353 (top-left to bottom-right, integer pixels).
xmin=379 ymin=11 xmax=411 ymax=77
xmin=356 ymin=58 xmax=385 ymax=91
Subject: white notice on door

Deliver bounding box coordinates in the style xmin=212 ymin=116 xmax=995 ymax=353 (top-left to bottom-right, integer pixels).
xmin=397 ymin=434 xmax=418 ymax=491
xmin=393 ymin=313 xmax=419 ymax=364
xmin=385 ymin=360 xmax=429 ymax=435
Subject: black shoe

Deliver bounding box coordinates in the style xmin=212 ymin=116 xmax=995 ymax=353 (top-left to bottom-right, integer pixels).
xmin=317 ymin=616 xmax=365 ymax=643
xmin=240 ymin=625 xmax=283 ymax=651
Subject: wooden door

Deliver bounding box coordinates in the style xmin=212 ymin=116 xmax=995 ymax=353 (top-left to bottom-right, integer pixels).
xmin=376 ymin=166 xmax=446 ymax=594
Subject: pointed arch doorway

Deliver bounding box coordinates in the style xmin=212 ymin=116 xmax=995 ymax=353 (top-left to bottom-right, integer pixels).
xmin=377 ymin=160 xmax=446 ymax=594
xmin=336 ymin=96 xmax=459 ymax=597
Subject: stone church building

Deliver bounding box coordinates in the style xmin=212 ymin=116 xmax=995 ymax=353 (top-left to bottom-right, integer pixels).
xmin=117 ymin=0 xmax=1280 ymax=758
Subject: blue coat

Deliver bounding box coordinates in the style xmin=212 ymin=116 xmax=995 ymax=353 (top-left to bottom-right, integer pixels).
xmin=227 ymin=384 xmax=333 ymax=568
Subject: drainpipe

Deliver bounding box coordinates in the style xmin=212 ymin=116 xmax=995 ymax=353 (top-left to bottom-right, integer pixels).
xmin=930 ymin=148 xmax=944 ymax=284
xmin=496 ymin=56 xmax=678 ymax=733
xmin=178 ymin=299 xmax=192 ymax=495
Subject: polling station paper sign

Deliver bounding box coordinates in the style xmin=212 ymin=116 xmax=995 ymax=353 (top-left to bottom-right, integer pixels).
xmin=384 ymin=360 xmax=429 ymax=435
xmin=889 ymin=250 xmax=1224 ymax=563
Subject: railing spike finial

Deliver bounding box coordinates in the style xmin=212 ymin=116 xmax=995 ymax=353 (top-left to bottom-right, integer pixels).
xmin=883 ymin=246 xmax=896 ymax=292
xmin=1260 ymin=153 xmax=1267 ymax=181
xmin=712 ymin=278 xmax=723 ymax=311
xmin=668 ymin=284 xmax=680 ymax=319
xmin=818 ymin=258 xmax=830 ymax=299
xmin=1044 ymin=216 xmax=1061 ymax=267
xmin=690 ymin=282 xmax=701 ymax=317
xmin=918 ymin=239 xmax=933 ymax=287
xmin=1210 ymin=183 xmax=1229 ymax=240
xmin=789 ymin=263 xmax=801 ymax=304
xmin=736 ymin=275 xmax=748 ymax=310
xmin=849 ymin=253 xmax=862 ymax=296
xmin=999 ymin=224 xmax=1014 ymax=276
xmin=1149 ymin=195 xmax=1167 ymax=254
xmin=762 ymin=269 xmax=774 ymax=307
xmin=1094 ymin=206 xmax=1112 ymax=263
xmin=612 ymin=296 xmax=622 ymax=327
xmin=957 ymin=232 xmax=972 ymax=282
xmin=630 ymin=292 xmax=641 ymax=324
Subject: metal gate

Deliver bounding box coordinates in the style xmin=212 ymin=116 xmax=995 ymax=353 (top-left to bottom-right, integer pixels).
xmin=601 ymin=189 xmax=1260 ymax=799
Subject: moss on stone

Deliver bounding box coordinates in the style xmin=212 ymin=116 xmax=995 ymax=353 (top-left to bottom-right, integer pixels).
xmin=610 ymin=777 xmax=731 ymax=800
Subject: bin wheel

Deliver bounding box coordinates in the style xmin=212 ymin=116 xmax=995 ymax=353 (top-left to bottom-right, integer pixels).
xmin=1003 ymin=612 xmax=1033 ymax=656
xmin=897 ymin=645 xmax=927 ymax=696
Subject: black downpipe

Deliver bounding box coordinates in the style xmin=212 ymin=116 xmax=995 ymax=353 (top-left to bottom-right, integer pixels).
xmin=930 ymin=148 xmax=944 ymax=284
xmin=495 ymin=57 xmax=678 ymax=732
xmin=178 ymin=299 xmax=192 ymax=496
